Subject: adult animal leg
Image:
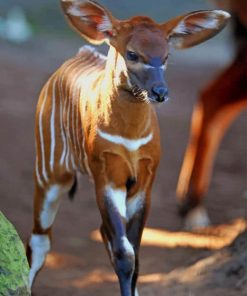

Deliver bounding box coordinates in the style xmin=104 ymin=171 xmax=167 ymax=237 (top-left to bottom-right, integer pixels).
xmin=177 ymin=56 xmax=247 ymax=229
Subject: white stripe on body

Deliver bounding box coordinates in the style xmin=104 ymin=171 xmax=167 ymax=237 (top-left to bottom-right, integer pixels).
xmin=65 ymin=74 xmax=72 ymax=171
xmin=68 ymin=56 xmax=98 ymax=170
xmin=59 ymin=60 xmax=78 ymax=166
xmin=50 ymin=77 xmax=57 ymax=172
xmin=39 ymin=85 xmax=49 ymax=183
xmin=66 ymin=64 xmax=81 ymax=171
xmin=29 ymin=234 xmax=50 ymax=287
xmin=98 ymin=130 xmax=153 ymax=152
xmin=64 ymin=59 xmax=84 ymax=171
xmin=62 ymin=53 xmax=101 ymax=171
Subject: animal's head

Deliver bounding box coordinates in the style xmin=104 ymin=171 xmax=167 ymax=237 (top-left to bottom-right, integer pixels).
xmin=61 ymin=0 xmax=230 ymax=103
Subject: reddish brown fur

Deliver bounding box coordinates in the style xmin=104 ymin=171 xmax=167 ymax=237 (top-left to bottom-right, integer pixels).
xmin=177 ymin=0 xmax=247 ymax=221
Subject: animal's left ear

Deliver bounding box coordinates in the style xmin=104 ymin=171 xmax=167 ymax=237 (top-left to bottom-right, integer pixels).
xmin=161 ymin=10 xmax=230 ymax=49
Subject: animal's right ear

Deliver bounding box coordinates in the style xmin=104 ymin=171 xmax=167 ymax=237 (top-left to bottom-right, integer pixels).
xmin=61 ymin=0 xmax=119 ymax=44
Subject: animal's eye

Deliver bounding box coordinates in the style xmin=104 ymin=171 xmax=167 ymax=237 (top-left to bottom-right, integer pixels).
xmin=126 ymin=51 xmax=139 ymax=62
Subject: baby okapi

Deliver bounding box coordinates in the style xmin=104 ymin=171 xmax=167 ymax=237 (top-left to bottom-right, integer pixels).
xmin=27 ymin=1 xmax=230 ymax=295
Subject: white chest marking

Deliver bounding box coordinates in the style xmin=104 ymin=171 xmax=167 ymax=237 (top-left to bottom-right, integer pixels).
xmin=98 ymin=129 xmax=153 ymax=152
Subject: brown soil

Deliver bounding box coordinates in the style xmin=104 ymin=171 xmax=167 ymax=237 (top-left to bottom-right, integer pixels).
xmin=1 ymin=37 xmax=247 ymax=295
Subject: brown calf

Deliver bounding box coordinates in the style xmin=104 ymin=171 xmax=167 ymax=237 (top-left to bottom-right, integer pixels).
xmin=27 ymin=1 xmax=229 ymax=295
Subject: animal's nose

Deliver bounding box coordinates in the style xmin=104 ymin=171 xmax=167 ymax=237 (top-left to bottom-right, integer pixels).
xmin=152 ymin=86 xmax=169 ymax=102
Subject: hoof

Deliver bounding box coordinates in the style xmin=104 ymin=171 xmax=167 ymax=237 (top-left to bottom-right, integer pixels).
xmin=184 ymin=206 xmax=211 ymax=230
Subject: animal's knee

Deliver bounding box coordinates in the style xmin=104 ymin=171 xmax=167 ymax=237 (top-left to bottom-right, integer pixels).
xmin=114 ymin=236 xmax=135 ymax=278
xmin=38 ymin=184 xmax=72 ymax=231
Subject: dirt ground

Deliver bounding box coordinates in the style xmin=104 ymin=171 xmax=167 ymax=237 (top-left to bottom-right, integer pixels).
xmin=1 ymin=37 xmax=247 ymax=296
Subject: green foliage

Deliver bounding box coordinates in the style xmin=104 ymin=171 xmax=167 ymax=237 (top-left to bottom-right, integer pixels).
xmin=0 ymin=212 xmax=30 ymax=296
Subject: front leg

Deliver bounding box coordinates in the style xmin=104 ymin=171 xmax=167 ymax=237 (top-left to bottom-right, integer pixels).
xmin=101 ymin=197 xmax=144 ymax=296
xmin=92 ymin=153 xmax=136 ymax=296
xmin=92 ymin=153 xmax=155 ymax=296
xmin=99 ymin=187 xmax=135 ymax=296
xmin=126 ymin=159 xmax=154 ymax=296
xmin=126 ymin=195 xmax=146 ymax=296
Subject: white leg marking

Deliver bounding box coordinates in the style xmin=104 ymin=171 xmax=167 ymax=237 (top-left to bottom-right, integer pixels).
xmin=135 ymin=288 xmax=139 ymax=296
xmin=185 ymin=206 xmax=211 ymax=230
xmin=98 ymin=129 xmax=153 ymax=152
xmin=127 ymin=192 xmax=145 ymax=221
xmin=35 ymin=156 xmax=43 ymax=187
xmin=39 ymin=85 xmax=49 ymax=182
xmin=105 ymin=185 xmax=127 ymax=219
xmin=50 ymin=78 xmax=57 ymax=172
xmin=29 ymin=234 xmax=50 ymax=287
xmin=40 ymin=185 xmax=67 ymax=230
xmin=107 ymin=241 xmax=114 ymax=263
xmin=121 ymin=236 xmax=135 ymax=256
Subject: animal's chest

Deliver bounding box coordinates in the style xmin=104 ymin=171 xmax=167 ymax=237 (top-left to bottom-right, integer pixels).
xmin=88 ymin=129 xmax=161 ymax=180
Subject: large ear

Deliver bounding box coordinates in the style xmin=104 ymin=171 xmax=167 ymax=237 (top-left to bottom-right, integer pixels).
xmin=161 ymin=10 xmax=230 ymax=49
xmin=60 ymin=0 xmax=118 ymax=44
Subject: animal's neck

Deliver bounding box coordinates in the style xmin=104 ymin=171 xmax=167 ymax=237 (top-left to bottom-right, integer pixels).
xmin=98 ymin=46 xmax=153 ymax=137
xmin=101 ymin=46 xmax=130 ymax=96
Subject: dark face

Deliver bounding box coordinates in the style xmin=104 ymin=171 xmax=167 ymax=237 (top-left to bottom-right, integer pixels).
xmin=124 ymin=25 xmax=170 ymax=103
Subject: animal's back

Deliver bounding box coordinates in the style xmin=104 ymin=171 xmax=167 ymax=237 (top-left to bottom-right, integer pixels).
xmin=35 ymin=46 xmax=107 ymax=183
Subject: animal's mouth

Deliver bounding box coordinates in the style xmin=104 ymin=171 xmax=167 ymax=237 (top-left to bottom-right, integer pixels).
xmin=131 ymin=85 xmax=149 ymax=103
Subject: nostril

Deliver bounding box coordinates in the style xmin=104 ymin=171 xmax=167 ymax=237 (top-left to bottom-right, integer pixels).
xmin=152 ymin=86 xmax=168 ymax=101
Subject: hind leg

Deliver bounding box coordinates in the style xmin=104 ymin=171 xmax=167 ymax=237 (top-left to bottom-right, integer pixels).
xmin=27 ymin=172 xmax=74 ymax=288
xmin=177 ymin=56 xmax=247 ymax=229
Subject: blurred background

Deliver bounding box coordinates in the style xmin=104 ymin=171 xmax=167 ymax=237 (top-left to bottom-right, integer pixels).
xmin=1 ymin=0 xmax=247 ymax=295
